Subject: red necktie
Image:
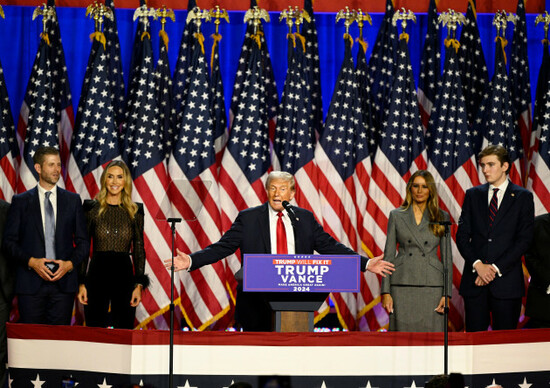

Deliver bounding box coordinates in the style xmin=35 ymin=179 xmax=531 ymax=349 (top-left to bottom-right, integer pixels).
xmin=276 ymin=212 xmax=288 ymax=254
xmin=489 ymin=188 xmax=499 ymax=227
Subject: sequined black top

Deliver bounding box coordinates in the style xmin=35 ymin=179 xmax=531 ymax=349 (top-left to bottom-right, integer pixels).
xmin=79 ymin=200 xmax=147 ymax=286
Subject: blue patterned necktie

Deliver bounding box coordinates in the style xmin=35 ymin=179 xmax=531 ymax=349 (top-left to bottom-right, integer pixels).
xmin=44 ymin=191 xmax=56 ymax=259
xmin=489 ymin=188 xmax=499 ymax=228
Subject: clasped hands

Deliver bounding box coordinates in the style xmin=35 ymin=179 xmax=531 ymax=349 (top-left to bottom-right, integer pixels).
xmin=28 ymin=257 xmax=73 ymax=282
xmin=473 ymin=262 xmax=497 ymax=286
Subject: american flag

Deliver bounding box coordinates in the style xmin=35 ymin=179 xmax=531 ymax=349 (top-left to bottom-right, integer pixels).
xmin=274 ymin=34 xmax=321 ymax=221
xmin=103 ymin=0 xmax=126 ymax=129
xmin=228 ymin=2 xmax=278 ymax=139
xmin=302 ymin=0 xmax=323 ymax=138
xmin=65 ymin=38 xmax=120 ymax=200
xmin=425 ymin=41 xmax=481 ymax=332
xmin=509 ymin=0 xmax=532 ymax=174
xmin=356 ymin=36 xmax=377 ymax=157
xmin=218 ymin=25 xmax=273 ymax=282
xmin=526 ymin=41 xmax=550 ymax=216
xmin=418 ymin=0 xmax=441 ymax=131
xmin=457 ymin=0 xmax=488 ymax=151
xmin=473 ymin=38 xmax=523 ymax=186
xmin=156 ymin=30 xmax=174 ymax=162
xmin=17 ymin=7 xmax=69 ymax=192
xmin=121 ymin=15 xmax=176 ymax=329
xmin=210 ymin=27 xmax=229 ymax=167
xmin=172 ymin=0 xmax=197 ymax=127
xmin=0 ymin=60 xmax=18 ymax=201
xmin=314 ymin=39 xmax=383 ymax=331
xmin=530 ymin=41 xmax=550 ymax=159
xmin=367 ymin=34 xmax=428 ymax=327
xmin=167 ymin=24 xmax=232 ymax=331
xmin=45 ymin=0 xmax=74 ymax=174
xmin=367 ymin=0 xmax=398 ymax=129
xmin=355 ymin=36 xmax=388 ymax=330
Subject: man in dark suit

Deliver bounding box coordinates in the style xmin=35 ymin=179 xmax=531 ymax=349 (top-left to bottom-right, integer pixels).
xmin=3 ymin=146 xmax=89 ymax=325
xmin=524 ymin=212 xmax=550 ymax=328
xmin=165 ymin=171 xmax=394 ymax=331
xmin=0 ymin=199 xmax=14 ymax=387
xmin=456 ymin=145 xmax=534 ymax=331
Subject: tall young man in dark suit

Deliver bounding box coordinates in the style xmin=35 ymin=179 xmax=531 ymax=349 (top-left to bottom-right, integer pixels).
xmin=3 ymin=147 xmax=89 ymax=325
xmin=456 ymin=145 xmax=534 ymax=331
xmin=165 ymin=171 xmax=394 ymax=331
xmin=0 ymin=199 xmax=14 ymax=386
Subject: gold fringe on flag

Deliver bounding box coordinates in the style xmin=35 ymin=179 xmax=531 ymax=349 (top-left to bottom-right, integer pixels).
xmin=194 ymin=32 xmax=205 ymax=54
xmin=251 ymin=31 xmax=263 ymax=49
xmin=343 ymin=32 xmax=353 ymax=48
xmin=356 ymin=37 xmax=368 ymax=53
xmin=89 ymin=31 xmax=106 ymax=50
xmin=40 ymin=32 xmax=50 ymax=46
xmin=295 ymin=32 xmax=306 ymax=51
xmin=444 ymin=38 xmax=460 ymax=53
xmin=495 ymin=35 xmax=508 ymax=64
xmin=400 ymin=32 xmax=409 ymax=43
xmin=210 ymin=32 xmax=222 ymax=73
xmin=141 ymin=31 xmax=151 ymax=41
xmin=159 ymin=29 xmax=169 ymax=49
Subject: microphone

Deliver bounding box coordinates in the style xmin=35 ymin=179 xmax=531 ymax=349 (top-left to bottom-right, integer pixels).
xmin=281 ymin=200 xmax=299 ymax=226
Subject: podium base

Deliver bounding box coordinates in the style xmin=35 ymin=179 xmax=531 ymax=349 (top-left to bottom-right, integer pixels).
xmin=275 ymin=311 xmax=313 ymax=332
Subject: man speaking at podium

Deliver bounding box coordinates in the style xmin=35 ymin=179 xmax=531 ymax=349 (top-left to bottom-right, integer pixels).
xmin=166 ymin=171 xmax=394 ymax=331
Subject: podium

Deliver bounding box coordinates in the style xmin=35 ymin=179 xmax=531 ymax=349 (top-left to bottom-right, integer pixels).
xmin=243 ymin=254 xmax=360 ymax=332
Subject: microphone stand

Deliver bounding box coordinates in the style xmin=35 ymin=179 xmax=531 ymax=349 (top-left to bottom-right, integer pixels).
xmin=167 ymin=217 xmax=181 ymax=388
xmin=441 ymin=220 xmax=451 ymax=375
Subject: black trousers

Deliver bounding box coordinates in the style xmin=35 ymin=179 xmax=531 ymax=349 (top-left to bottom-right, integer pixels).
xmin=84 ymin=252 xmax=136 ymax=329
xmin=464 ymin=287 xmax=522 ymax=331
xmin=18 ymin=282 xmax=74 ymax=325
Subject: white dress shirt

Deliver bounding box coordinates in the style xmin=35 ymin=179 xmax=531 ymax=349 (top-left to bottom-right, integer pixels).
xmin=37 ymin=183 xmax=58 ymax=232
xmin=268 ymin=205 xmax=295 ymax=254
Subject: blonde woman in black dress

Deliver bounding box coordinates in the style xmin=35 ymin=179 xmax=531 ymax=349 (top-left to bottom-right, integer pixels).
xmin=77 ymin=160 xmax=148 ymax=328
xmin=381 ymin=170 xmax=452 ymax=332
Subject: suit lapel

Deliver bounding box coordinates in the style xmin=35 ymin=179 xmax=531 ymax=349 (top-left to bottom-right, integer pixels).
xmin=30 ymin=187 xmax=45 ymax=243
xmin=491 ymin=183 xmax=515 ymax=229
xmin=402 ymin=207 xmax=426 ymax=252
xmin=259 ymin=203 xmax=271 ymax=253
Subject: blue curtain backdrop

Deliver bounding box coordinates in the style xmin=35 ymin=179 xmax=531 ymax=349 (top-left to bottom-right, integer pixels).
xmin=0 ymin=6 xmax=546 ymax=129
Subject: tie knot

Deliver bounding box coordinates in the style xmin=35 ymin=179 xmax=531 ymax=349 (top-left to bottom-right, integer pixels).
xmin=493 ymin=188 xmax=499 ymax=195
xmin=277 ymin=211 xmax=284 ymax=219
xmin=45 ymin=191 xmax=52 ymax=199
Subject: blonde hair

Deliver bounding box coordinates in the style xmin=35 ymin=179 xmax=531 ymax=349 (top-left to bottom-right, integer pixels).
xmin=401 ymin=170 xmax=445 ymax=237
xmin=265 ymin=171 xmax=296 ymax=191
xmin=96 ymin=160 xmax=138 ymax=219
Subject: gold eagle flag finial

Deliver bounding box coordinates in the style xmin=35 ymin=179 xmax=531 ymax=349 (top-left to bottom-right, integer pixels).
xmin=354 ymin=8 xmax=372 ymax=45
xmin=156 ymin=6 xmax=175 ymax=48
xmin=392 ymin=8 xmax=416 ymax=42
xmin=85 ymin=1 xmax=114 ymax=49
xmin=439 ymin=9 xmax=465 ymax=52
xmin=133 ymin=4 xmax=157 ymax=41
xmin=32 ymin=3 xmax=57 ymax=45
xmin=244 ymin=6 xmax=269 ymax=48
xmin=209 ymin=5 xmax=229 ymax=36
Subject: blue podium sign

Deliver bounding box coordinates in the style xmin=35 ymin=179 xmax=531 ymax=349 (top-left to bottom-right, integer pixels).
xmin=243 ymin=254 xmax=360 ymax=293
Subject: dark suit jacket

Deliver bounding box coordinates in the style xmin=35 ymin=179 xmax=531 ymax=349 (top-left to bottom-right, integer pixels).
xmin=190 ymin=202 xmax=368 ymax=273
xmin=525 ymin=213 xmax=550 ymax=321
xmin=456 ymin=181 xmax=534 ymax=299
xmin=0 ymin=200 xmax=14 ymax=305
xmin=2 ymin=186 xmax=89 ymax=295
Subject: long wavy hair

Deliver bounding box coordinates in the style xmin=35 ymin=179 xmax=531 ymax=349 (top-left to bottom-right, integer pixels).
xmin=96 ymin=160 xmax=138 ymax=219
xmin=401 ymin=170 xmax=444 ymax=237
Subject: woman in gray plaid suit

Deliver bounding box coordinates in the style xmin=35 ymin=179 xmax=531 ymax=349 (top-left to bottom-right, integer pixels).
xmin=381 ymin=170 xmax=452 ymax=332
